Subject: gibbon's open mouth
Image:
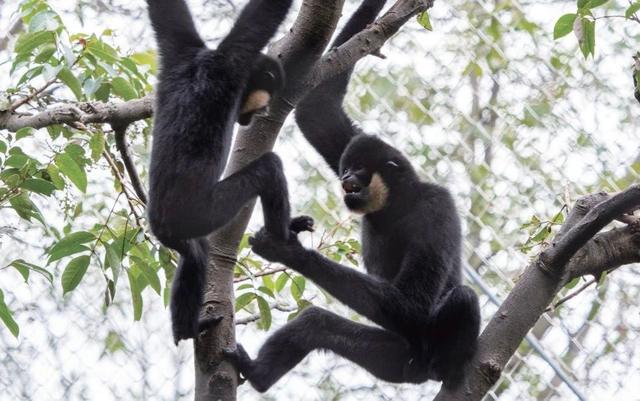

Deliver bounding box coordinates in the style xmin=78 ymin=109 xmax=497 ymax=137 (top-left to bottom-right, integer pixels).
xmin=342 ymin=181 xmax=362 ymax=194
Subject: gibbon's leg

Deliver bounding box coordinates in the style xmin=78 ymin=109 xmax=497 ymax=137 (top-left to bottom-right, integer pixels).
xmin=169 ymin=152 xmax=291 ymax=241
xmin=427 ymin=285 xmax=481 ymax=388
xmin=227 ymin=306 xmax=429 ymax=392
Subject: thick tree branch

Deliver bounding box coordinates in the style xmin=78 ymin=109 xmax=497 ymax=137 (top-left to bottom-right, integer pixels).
xmin=540 ymin=184 xmax=640 ymax=273
xmin=434 ymin=184 xmax=640 ymax=401
xmin=310 ymin=0 xmax=432 ymax=87
xmin=0 ymin=95 xmax=153 ymax=132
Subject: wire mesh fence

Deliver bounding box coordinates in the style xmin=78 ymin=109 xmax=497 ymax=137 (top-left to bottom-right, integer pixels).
xmin=0 ymin=0 xmax=638 ymax=400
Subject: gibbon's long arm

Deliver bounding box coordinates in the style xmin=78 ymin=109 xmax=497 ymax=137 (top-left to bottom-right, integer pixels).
xmin=295 ymin=0 xmax=388 ymax=175
xmin=218 ymin=0 xmax=292 ymax=57
xmin=146 ymin=0 xmax=205 ymax=56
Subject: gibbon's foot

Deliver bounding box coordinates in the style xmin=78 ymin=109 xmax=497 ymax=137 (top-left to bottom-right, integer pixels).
xmin=289 ymin=215 xmax=314 ymax=234
xmin=197 ymin=315 xmax=223 ymax=335
xmin=222 ymin=344 xmax=252 ymax=384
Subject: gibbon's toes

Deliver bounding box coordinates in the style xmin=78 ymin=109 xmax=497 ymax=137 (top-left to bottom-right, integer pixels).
xmin=222 ymin=343 xmax=250 ymax=366
xmin=197 ymin=315 xmax=223 ymax=334
xmin=290 ymin=215 xmax=315 ymax=234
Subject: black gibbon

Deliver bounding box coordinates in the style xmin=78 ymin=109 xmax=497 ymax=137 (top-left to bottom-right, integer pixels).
xmin=224 ymin=0 xmax=481 ymax=391
xmin=145 ymin=0 xmax=304 ymax=344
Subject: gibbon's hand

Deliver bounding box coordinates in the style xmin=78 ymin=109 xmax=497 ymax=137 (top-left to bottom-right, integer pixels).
xmin=250 ymin=216 xmax=313 ymax=263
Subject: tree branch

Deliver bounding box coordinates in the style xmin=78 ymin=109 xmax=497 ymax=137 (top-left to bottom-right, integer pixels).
xmin=434 ymin=184 xmax=640 ymax=401
xmin=0 ymin=95 xmax=153 ymax=132
xmin=112 ymin=123 xmax=148 ymax=204
xmin=309 ymin=0 xmax=433 ymax=87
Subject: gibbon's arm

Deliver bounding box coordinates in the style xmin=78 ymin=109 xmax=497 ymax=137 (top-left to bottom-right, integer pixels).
xmin=146 ymin=0 xmax=204 ymax=56
xmin=295 ymin=0 xmax=387 ymax=175
xmin=218 ymin=0 xmax=293 ymax=57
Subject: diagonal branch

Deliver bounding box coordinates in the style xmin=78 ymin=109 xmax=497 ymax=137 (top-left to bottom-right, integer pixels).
xmin=434 ymin=184 xmax=640 ymax=401
xmin=112 ymin=123 xmax=148 ymax=204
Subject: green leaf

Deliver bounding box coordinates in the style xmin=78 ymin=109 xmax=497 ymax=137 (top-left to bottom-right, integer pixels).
xmin=291 ymin=275 xmax=306 ymax=301
xmin=131 ymin=256 xmax=161 ymax=295
xmin=86 ymin=42 xmax=119 ymax=64
xmin=416 ymin=11 xmax=432 ymax=31
xmin=48 ymin=231 xmax=94 ymax=263
xmin=15 ymin=30 xmax=56 ymax=55
xmin=130 ymin=50 xmax=157 ymax=73
xmin=5 ymin=154 xmax=29 ymax=168
xmin=235 ymin=292 xmax=256 ymax=311
xmin=256 ymin=296 xmax=272 ymax=330
xmin=565 ymin=277 xmax=580 ymax=289
xmin=0 ymin=289 xmax=19 ymax=338
xmin=579 ymin=18 xmax=595 ymax=58
xmin=57 ymin=68 xmax=83 ymax=100
xmin=111 ymin=77 xmax=138 ymax=100
xmin=0 ymin=140 xmax=6 ymax=153
xmin=584 ymin=0 xmax=608 ymax=9
xmin=9 ymin=193 xmax=45 ymax=224
xmin=104 ymin=243 xmax=122 ymax=283
xmin=163 ymin=287 xmax=170 ymax=308
xmin=34 ymin=44 xmax=56 ymax=63
xmin=626 ymin=2 xmax=640 ymax=18
xmin=553 ymin=14 xmax=576 ymax=39
xmin=48 ymin=243 xmax=88 ymax=264
xmin=83 ymin=77 xmax=102 ymax=98
xmin=20 ymin=178 xmax=56 ymax=196
xmin=8 ymin=259 xmax=53 ymax=283
xmin=46 ymin=164 xmax=65 ymax=189
xmin=89 ymin=132 xmax=105 ymax=161
xmin=61 ymin=255 xmax=90 ymax=294
xmin=15 ymin=127 xmax=36 ymax=140
xmin=127 ymin=270 xmax=143 ymax=321
xmin=257 ymin=285 xmax=275 ymax=299
xmin=275 ymin=272 xmax=289 ymax=292
xmin=55 ymin=152 xmax=87 ymax=192
xmin=11 ymin=260 xmax=29 ymax=282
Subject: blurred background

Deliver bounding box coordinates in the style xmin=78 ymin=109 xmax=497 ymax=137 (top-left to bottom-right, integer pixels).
xmin=0 ymin=0 xmax=638 ymax=400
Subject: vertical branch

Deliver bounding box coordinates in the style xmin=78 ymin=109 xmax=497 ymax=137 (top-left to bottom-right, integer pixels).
xmin=192 ymin=1 xmax=345 ymax=400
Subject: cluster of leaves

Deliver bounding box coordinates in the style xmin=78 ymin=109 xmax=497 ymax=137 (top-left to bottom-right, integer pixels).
xmin=0 ymin=0 xmax=163 ymax=337
xmin=519 ymin=206 xmax=566 ymax=254
xmin=553 ymin=0 xmax=640 ymax=59
xmin=2 ymin=0 xmax=154 ymax=108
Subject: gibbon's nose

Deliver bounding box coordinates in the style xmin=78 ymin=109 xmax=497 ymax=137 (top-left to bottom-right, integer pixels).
xmin=342 ymin=179 xmax=362 ymax=194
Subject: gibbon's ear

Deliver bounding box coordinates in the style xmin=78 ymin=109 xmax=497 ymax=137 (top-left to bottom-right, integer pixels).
xmin=386 ymin=160 xmax=399 ymax=168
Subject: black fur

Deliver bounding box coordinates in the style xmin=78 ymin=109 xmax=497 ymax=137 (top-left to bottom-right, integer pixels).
xmin=225 ymin=0 xmax=481 ymax=391
xmin=145 ymin=0 xmax=296 ymax=344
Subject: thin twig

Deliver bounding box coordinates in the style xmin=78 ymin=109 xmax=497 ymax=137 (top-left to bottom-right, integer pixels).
xmin=11 ymin=57 xmax=82 ymax=111
xmin=113 ymin=124 xmax=148 ymax=204
xmin=102 ymin=149 xmax=145 ymax=228
xmin=234 ymin=265 xmax=288 ymax=283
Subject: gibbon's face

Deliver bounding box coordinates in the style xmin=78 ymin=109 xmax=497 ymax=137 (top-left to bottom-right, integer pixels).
xmin=238 ymin=56 xmax=285 ymax=125
xmin=340 ymin=165 xmax=389 ymax=214
xmin=339 ymin=135 xmax=407 ymax=214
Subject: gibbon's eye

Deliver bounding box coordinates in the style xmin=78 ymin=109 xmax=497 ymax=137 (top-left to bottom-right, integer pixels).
xmin=386 ymin=160 xmax=399 ymax=168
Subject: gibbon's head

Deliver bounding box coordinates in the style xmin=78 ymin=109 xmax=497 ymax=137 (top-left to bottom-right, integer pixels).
xmin=238 ymin=55 xmax=285 ymax=125
xmin=338 ymin=134 xmax=414 ymax=214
